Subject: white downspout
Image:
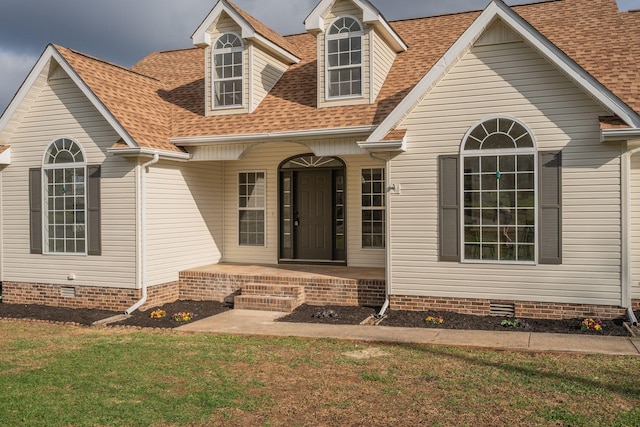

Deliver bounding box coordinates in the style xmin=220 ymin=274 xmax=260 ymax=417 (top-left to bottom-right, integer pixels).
xmin=125 ymin=152 xmax=160 ymax=315
xmin=622 ymin=148 xmax=639 ymax=325
xmin=367 ymin=152 xmax=392 ymax=319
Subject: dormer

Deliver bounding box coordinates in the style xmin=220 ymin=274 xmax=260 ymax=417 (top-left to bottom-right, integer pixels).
xmin=305 ymin=0 xmax=407 ymax=108
xmin=192 ymin=0 xmax=301 ymax=116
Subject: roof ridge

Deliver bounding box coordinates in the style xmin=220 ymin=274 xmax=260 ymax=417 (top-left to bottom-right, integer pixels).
xmin=225 ymin=0 xmax=302 ymax=58
xmin=54 ymin=45 xmax=161 ymax=83
xmin=386 ymin=0 xmax=564 ymax=24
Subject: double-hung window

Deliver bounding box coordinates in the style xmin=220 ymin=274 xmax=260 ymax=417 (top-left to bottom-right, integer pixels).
xmin=213 ymin=33 xmax=243 ymax=108
xmin=362 ymin=168 xmax=385 ymax=248
xmin=326 ymin=16 xmax=363 ymax=98
xmin=239 ymin=172 xmax=265 ymax=246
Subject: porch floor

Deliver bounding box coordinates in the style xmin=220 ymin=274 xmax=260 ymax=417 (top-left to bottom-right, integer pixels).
xmin=184 ymin=263 xmax=385 ymax=281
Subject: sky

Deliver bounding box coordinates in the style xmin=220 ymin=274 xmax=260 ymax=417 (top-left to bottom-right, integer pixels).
xmin=0 ymin=0 xmax=639 ymax=114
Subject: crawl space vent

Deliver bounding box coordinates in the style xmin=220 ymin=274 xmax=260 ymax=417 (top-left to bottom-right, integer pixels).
xmin=61 ymin=287 xmax=76 ymax=298
xmin=489 ymin=302 xmax=515 ymax=317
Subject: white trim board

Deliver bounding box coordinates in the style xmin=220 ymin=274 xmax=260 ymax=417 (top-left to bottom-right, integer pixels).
xmin=192 ymin=0 xmax=300 ymax=64
xmin=0 ymin=45 xmax=139 ymax=149
xmin=367 ymin=0 xmax=640 ymax=143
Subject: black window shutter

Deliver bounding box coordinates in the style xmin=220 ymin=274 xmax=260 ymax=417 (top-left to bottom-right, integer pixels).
xmin=29 ymin=168 xmax=43 ymax=254
xmin=538 ymin=151 xmax=562 ymax=264
xmin=87 ymin=165 xmax=102 ymax=256
xmin=439 ymin=155 xmax=460 ymax=261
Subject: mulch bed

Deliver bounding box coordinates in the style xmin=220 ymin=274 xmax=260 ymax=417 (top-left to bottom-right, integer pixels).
xmin=0 ymin=300 xmax=635 ymax=336
xmin=0 ymin=300 xmax=230 ymax=329
xmin=277 ymin=304 xmax=634 ymax=337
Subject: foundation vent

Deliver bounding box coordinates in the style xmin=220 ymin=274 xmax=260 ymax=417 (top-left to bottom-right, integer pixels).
xmin=61 ymin=287 xmax=76 ymax=298
xmin=490 ymin=302 xmax=515 ymax=317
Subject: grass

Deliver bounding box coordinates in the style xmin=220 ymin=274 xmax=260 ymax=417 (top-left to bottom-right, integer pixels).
xmin=1 ymin=320 xmax=639 ymax=426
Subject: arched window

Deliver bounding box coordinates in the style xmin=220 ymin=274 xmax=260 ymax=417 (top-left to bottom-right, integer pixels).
xmin=213 ymin=33 xmax=243 ymax=108
xmin=461 ymin=117 xmax=537 ymax=262
xmin=42 ymin=138 xmax=87 ymax=254
xmin=326 ymin=16 xmax=363 ymax=98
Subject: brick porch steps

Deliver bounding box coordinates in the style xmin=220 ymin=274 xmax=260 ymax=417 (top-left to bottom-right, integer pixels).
xmin=233 ymin=283 xmax=306 ymax=312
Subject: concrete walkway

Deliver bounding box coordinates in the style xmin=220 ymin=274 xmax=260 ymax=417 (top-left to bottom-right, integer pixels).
xmin=177 ymin=309 xmax=640 ymax=356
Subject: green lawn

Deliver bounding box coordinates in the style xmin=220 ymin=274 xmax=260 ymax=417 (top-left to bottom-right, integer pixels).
xmin=1 ymin=320 xmax=639 ymax=426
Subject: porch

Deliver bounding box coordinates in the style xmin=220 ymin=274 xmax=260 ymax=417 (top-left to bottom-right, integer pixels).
xmin=178 ymin=263 xmax=386 ymax=312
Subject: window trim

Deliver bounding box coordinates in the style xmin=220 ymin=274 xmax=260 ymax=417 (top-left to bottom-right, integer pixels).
xmin=212 ymin=32 xmax=245 ymax=110
xmin=361 ymin=167 xmax=385 ymax=250
xmin=325 ymin=15 xmax=364 ymax=101
xmin=41 ymin=137 xmax=88 ymax=256
xmin=238 ymin=170 xmax=267 ymax=247
xmin=459 ymin=116 xmax=538 ymax=265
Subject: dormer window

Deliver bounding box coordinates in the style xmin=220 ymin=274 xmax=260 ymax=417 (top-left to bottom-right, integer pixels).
xmin=213 ymin=33 xmax=244 ymax=108
xmin=327 ymin=17 xmax=363 ymax=99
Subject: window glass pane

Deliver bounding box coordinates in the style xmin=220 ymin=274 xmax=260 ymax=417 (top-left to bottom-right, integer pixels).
xmin=481 ymin=191 xmax=497 ymax=208
xmin=464 ymin=209 xmax=480 ymax=225
xmin=518 ymin=244 xmax=535 ymax=261
xmin=481 ymin=175 xmax=498 ymax=191
xmin=516 ymin=134 xmax=534 ymax=148
xmin=500 ymin=156 xmax=515 ymax=172
xmin=464 ymin=157 xmax=480 ymax=174
xmin=465 ymin=227 xmax=480 ymax=243
xmin=481 ymin=156 xmax=497 ymax=172
xmin=517 ymin=209 xmax=535 ymax=226
xmin=464 ymin=175 xmax=480 ymax=191
xmin=517 ymin=155 xmax=535 ymax=171
xmin=517 ymin=173 xmax=535 ymax=190
xmin=465 ymin=244 xmax=480 ymax=260
xmin=483 ymin=133 xmax=515 ymax=149
xmin=483 ymin=119 xmax=498 ymax=135
xmin=499 ymin=173 xmax=516 ymax=190
xmin=464 ymin=192 xmax=480 ymax=208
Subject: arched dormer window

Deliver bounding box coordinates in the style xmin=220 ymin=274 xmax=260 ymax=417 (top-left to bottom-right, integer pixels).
xmin=326 ymin=16 xmax=363 ymax=99
xmin=42 ymin=138 xmax=87 ymax=254
xmin=213 ymin=33 xmax=244 ymax=108
xmin=461 ymin=117 xmax=537 ymax=263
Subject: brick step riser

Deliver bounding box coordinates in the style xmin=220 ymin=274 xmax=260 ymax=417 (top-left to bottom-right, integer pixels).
xmin=234 ymin=295 xmax=300 ymax=312
xmin=241 ymin=284 xmax=305 ymax=299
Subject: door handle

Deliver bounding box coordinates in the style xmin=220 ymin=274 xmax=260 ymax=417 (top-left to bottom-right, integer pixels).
xmin=294 ymin=218 xmax=299 ymax=227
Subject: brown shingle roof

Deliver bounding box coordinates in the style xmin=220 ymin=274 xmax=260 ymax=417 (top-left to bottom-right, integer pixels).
xmin=226 ymin=0 xmax=302 ymax=59
xmin=55 ymin=45 xmax=182 ymax=152
xmin=60 ymin=0 xmax=640 ymax=150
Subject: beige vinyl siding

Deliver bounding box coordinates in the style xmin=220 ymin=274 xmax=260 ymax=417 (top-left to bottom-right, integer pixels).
xmin=0 ymin=62 xmax=52 ymax=146
xmin=371 ymin=29 xmax=396 ymax=101
xmin=205 ymin=14 xmax=249 ymax=116
xmin=145 ymin=161 xmax=223 ymax=286
xmin=251 ymin=46 xmax=289 ymax=111
xmin=389 ymin=38 xmax=622 ymax=306
xmin=2 ymin=73 xmax=137 ymax=288
xmin=318 ymin=0 xmax=370 ymax=108
xmin=630 ymin=155 xmax=640 ymax=300
xmin=221 ymin=141 xmax=384 ymax=267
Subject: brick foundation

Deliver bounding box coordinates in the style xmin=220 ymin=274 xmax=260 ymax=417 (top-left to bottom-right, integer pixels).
xmin=178 ymin=271 xmax=386 ymax=307
xmin=2 ymin=277 xmax=637 ymax=321
xmin=390 ymin=295 xmax=636 ymax=320
xmin=2 ymin=281 xmax=180 ymax=312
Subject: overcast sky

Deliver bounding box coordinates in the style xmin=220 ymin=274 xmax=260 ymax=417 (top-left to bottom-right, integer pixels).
xmin=1 ymin=0 xmax=638 ymax=113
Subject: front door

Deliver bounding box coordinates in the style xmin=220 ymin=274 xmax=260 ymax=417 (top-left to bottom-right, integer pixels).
xmin=279 ymin=155 xmax=346 ymax=263
xmin=295 ymin=170 xmax=332 ymax=260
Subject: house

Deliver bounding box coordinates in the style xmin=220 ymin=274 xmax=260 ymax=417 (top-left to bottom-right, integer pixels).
xmin=0 ymin=0 xmax=639 ymax=322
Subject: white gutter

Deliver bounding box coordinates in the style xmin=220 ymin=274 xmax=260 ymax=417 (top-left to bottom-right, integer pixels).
xmin=366 ymin=151 xmax=392 ymax=319
xmin=358 ymin=140 xmax=406 ymax=152
xmin=171 ymin=126 xmax=378 ymax=146
xmin=622 ymin=147 xmax=640 ymax=325
xmin=125 ymin=152 xmax=160 ymax=315
xmin=602 ymin=128 xmax=640 ymax=141
xmin=107 ymin=147 xmax=191 ymax=161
